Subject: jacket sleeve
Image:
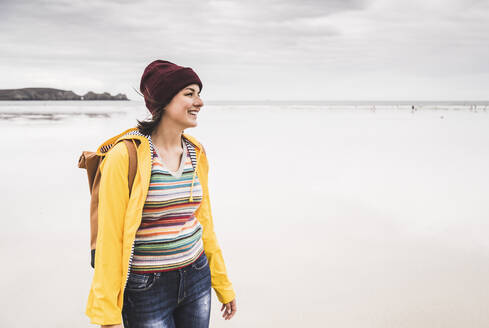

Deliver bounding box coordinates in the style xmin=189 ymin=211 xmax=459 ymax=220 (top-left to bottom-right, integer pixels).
xmin=195 ymin=149 xmax=236 ymax=304
xmin=86 ymin=142 xmax=129 ymax=325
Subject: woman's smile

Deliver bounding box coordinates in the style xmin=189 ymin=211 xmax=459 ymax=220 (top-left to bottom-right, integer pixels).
xmin=188 ymin=109 xmax=199 ymax=118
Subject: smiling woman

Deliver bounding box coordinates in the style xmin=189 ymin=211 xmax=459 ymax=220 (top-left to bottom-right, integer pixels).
xmin=84 ymin=60 xmax=237 ymax=328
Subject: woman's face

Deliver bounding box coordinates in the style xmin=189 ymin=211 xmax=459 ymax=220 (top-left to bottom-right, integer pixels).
xmin=162 ymin=83 xmax=203 ymax=129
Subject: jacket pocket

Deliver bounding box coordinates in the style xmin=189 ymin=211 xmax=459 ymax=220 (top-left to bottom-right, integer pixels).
xmin=125 ymin=272 xmax=157 ymax=292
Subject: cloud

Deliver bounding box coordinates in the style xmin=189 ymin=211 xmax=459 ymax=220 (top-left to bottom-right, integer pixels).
xmin=0 ymin=0 xmax=488 ymax=100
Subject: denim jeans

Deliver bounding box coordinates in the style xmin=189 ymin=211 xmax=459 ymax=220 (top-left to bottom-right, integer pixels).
xmin=122 ymin=251 xmax=212 ymax=328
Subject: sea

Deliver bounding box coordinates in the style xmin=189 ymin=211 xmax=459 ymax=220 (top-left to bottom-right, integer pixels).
xmin=1 ymin=100 xmax=489 ymax=327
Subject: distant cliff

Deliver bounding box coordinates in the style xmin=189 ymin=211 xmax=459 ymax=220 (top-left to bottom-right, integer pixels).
xmin=0 ymin=88 xmax=128 ymax=100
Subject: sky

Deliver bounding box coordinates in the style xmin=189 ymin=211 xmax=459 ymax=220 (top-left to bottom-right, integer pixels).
xmin=1 ymin=0 xmax=488 ymax=101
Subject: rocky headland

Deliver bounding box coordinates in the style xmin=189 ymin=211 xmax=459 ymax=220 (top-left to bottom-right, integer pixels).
xmin=0 ymin=88 xmax=128 ymax=100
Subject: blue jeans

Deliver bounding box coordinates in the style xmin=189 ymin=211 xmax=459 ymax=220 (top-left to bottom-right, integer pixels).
xmin=122 ymin=251 xmax=212 ymax=328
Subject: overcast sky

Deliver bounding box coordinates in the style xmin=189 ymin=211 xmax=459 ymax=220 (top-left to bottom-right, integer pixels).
xmin=1 ymin=0 xmax=488 ymax=101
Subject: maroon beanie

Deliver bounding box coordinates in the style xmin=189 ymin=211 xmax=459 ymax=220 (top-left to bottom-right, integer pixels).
xmin=140 ymin=60 xmax=203 ymax=115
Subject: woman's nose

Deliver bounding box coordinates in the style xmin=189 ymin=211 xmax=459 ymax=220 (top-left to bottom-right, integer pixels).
xmin=194 ymin=96 xmax=204 ymax=107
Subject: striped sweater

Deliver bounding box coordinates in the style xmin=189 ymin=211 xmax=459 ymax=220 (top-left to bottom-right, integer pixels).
xmin=130 ymin=134 xmax=204 ymax=273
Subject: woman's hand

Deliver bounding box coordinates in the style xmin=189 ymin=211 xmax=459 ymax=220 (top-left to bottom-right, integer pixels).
xmin=101 ymin=325 xmax=122 ymax=328
xmin=220 ymin=298 xmax=237 ymax=320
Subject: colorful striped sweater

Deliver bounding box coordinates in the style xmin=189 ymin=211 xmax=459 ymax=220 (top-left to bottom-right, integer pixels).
xmin=130 ymin=134 xmax=204 ymax=273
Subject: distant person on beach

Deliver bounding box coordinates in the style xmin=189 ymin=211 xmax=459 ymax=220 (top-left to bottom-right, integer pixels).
xmin=85 ymin=60 xmax=237 ymax=327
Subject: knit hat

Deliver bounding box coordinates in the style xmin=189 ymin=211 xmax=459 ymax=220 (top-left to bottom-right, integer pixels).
xmin=140 ymin=60 xmax=203 ymax=115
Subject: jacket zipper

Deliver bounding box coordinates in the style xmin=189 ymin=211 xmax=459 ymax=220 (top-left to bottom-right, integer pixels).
xmin=124 ymin=237 xmax=136 ymax=289
xmin=123 ymin=194 xmax=144 ymax=290
xmin=189 ymin=147 xmax=202 ymax=202
xmin=123 ymin=137 xmax=144 ymax=290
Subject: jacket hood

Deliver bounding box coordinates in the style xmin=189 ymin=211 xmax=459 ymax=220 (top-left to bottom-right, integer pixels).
xmin=96 ymin=127 xmax=203 ymax=156
xmin=96 ymin=126 xmax=205 ymax=202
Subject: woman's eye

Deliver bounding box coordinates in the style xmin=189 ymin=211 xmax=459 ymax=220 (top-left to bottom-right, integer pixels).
xmin=185 ymin=93 xmax=192 ymax=96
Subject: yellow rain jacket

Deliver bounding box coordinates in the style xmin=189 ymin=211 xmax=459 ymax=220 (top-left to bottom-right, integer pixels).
xmin=85 ymin=127 xmax=235 ymax=325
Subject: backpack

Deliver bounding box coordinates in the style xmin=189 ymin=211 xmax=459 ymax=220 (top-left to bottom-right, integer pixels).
xmin=78 ymin=138 xmax=140 ymax=268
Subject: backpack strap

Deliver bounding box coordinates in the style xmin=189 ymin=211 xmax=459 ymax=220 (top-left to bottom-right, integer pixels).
xmin=85 ymin=138 xmax=140 ymax=269
xmin=123 ymin=139 xmax=138 ymax=195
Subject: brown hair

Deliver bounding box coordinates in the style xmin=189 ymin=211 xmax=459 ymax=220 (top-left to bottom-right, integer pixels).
xmin=136 ymin=105 xmax=166 ymax=136
xmin=133 ymin=86 xmax=168 ymax=135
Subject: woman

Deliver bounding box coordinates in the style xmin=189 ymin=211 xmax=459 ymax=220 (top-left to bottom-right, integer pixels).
xmin=85 ymin=60 xmax=237 ymax=327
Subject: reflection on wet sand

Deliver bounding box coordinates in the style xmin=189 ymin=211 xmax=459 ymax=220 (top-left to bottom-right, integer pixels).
xmin=0 ymin=111 xmax=121 ymax=121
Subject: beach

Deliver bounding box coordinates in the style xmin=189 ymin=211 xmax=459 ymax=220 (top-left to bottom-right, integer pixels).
xmin=1 ymin=100 xmax=488 ymax=327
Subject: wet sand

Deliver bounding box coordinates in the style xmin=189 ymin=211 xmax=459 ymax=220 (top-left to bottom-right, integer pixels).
xmin=1 ymin=101 xmax=488 ymax=327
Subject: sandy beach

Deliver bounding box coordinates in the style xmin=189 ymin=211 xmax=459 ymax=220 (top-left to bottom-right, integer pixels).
xmin=1 ymin=101 xmax=488 ymax=327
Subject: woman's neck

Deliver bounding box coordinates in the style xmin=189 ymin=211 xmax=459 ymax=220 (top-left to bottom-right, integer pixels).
xmin=151 ymin=119 xmax=183 ymax=152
